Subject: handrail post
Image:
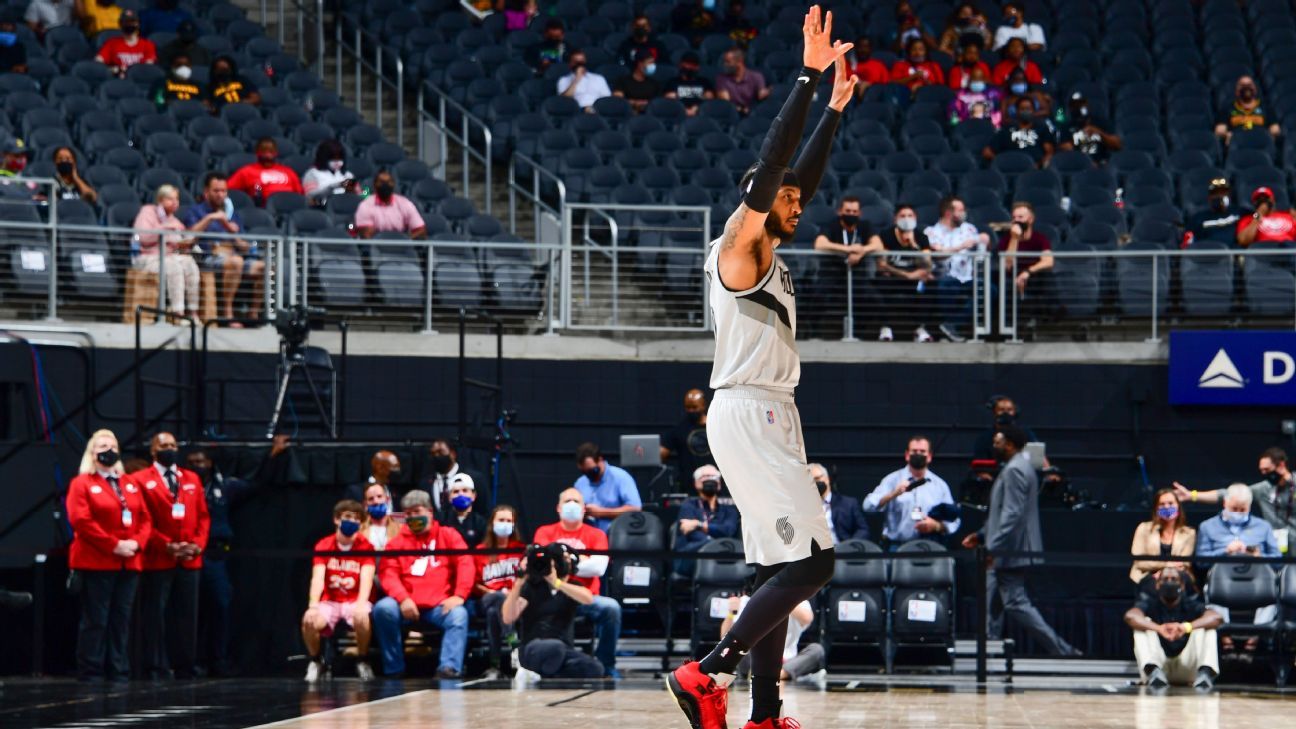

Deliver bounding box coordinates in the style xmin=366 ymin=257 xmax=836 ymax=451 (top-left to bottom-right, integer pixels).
xmin=261 ymin=0 xmax=268 ymax=27
xmin=333 ymin=0 xmax=342 ymax=94
xmin=439 ymin=94 xmax=448 ymax=180
xmin=277 ymin=0 xmax=285 ymax=46
xmin=842 ymin=265 xmax=857 ymax=342
xmin=702 ymin=207 xmax=712 ymax=331
xmin=975 ymin=545 xmax=988 ymax=683
xmin=156 ymin=239 xmax=167 ymax=326
xmin=300 ymin=236 xmax=310 ymax=308
xmin=316 ymin=0 xmax=325 ymax=78
xmin=484 ymin=128 xmax=493 ymax=216
xmin=1148 ymin=252 xmax=1160 ymax=343
xmin=375 ymin=42 xmax=383 ymax=134
xmin=561 ymin=205 xmax=572 ymax=328
xmin=508 ymin=157 xmax=517 ymax=235
xmin=46 ymin=184 xmax=58 ymax=321
xmin=417 ymin=84 xmax=425 ymax=165
xmin=354 ymin=26 xmax=361 ymax=113
xmin=461 ymin=112 xmax=470 ymax=200
xmin=423 ymin=242 xmax=437 ymax=334
xmin=396 ymin=57 xmax=405 ymax=149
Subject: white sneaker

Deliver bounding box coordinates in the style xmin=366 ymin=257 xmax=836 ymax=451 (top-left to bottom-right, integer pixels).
xmin=304 ymin=659 xmax=322 ymax=683
xmin=794 ymin=669 xmax=828 ymax=689
xmin=914 ymin=326 xmax=933 ymax=343
xmin=483 ymin=667 xmax=502 ymax=680
xmin=356 ymin=661 xmax=374 ymax=681
xmin=878 ymin=326 xmax=894 ymax=341
xmin=512 ymin=666 xmax=541 ymax=689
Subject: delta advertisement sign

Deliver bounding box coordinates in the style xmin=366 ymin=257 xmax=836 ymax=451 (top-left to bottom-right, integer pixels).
xmin=1170 ymin=331 xmax=1296 ymax=405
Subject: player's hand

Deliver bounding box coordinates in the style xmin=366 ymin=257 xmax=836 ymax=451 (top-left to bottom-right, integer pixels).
xmin=400 ymin=598 xmax=419 ymax=621
xmin=827 ymin=53 xmax=857 ymax=112
xmin=801 ymin=5 xmax=852 ymax=73
xmin=440 ymin=595 xmax=465 ymax=614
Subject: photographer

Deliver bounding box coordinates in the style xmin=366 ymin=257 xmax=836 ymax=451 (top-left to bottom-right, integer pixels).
xmin=1236 ymin=186 xmax=1296 ymax=247
xmin=501 ymin=543 xmax=604 ymax=679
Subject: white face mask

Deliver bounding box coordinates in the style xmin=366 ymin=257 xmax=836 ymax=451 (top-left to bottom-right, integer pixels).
xmin=173 ymin=65 xmax=192 ymax=80
xmin=896 ymin=217 xmax=917 ymax=232
xmin=328 ymin=159 xmax=345 ymax=172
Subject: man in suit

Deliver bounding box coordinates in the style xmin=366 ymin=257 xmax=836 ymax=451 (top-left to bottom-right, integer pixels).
xmin=810 ymin=463 xmax=869 ymax=544
xmin=962 ymin=425 xmax=1078 ymax=656
xmin=344 ymin=450 xmax=401 ymax=505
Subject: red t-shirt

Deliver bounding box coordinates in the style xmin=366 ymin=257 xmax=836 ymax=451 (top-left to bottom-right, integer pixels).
xmin=853 ymin=59 xmax=890 ymax=86
xmin=532 ymin=522 xmax=609 ymax=595
xmin=991 ymin=60 xmax=1043 ymax=86
xmin=474 ymin=539 xmax=526 ymax=593
xmin=314 ymin=534 xmax=375 ymax=603
xmin=947 ymin=61 xmax=992 ymax=90
xmin=1237 ymin=211 xmax=1296 ymax=244
xmin=97 ymin=37 xmax=157 ymax=69
xmin=890 ymin=59 xmax=945 ymax=90
xmin=228 ymin=162 xmax=304 ymax=203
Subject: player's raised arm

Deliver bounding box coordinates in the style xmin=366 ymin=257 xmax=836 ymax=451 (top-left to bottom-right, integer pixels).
xmin=793 ymin=52 xmax=857 ymax=204
xmin=717 ymin=5 xmax=852 ymax=291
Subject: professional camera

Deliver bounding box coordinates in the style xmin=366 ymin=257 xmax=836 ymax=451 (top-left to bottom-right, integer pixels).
xmin=272 ymin=305 xmax=326 ymax=354
xmin=525 ymin=542 xmax=574 ymax=582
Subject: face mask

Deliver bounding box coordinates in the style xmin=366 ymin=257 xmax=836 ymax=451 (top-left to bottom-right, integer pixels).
xmin=633 ymin=29 xmax=648 ymax=41
xmin=122 ymin=24 xmax=139 ymax=35
xmin=1222 ymin=511 xmax=1249 ymax=526
xmin=1239 ymin=87 xmax=1256 ymax=101
xmin=840 ymin=214 xmax=860 ymax=227
xmin=328 ymin=159 xmax=345 ymax=172
xmin=97 ymin=449 xmax=119 ymax=467
xmin=493 ymin=521 xmax=514 ymax=538
xmin=908 ymin=453 xmax=928 ymax=470
xmin=367 ymin=503 xmax=389 ymax=520
xmin=388 ymin=469 xmax=402 ymax=481
xmin=338 ymin=519 xmax=361 ymax=537
xmin=969 ymin=80 xmax=986 ymax=93
xmin=156 ymin=449 xmax=179 ymax=467
xmin=1157 ymin=581 xmax=1183 ymax=604
xmin=375 ymin=182 xmax=395 ymax=199
xmin=1265 ymin=470 xmax=1284 ymax=486
xmin=896 ymin=217 xmax=917 ymax=232
xmin=686 ymin=410 xmax=703 ymax=424
xmin=644 ymin=63 xmax=657 ymax=76
xmin=996 ymin=412 xmax=1015 ymax=425
xmin=213 ymin=67 xmax=232 ymax=80
xmin=257 ymin=153 xmax=276 ymax=166
xmin=560 ymin=501 xmax=583 ymax=522
xmin=1156 ymin=505 xmax=1179 ymax=521
xmin=430 ymin=455 xmax=453 ymax=474
xmin=583 ymin=466 xmax=601 ymax=482
xmin=54 ymin=160 xmax=74 ymax=177
xmin=192 ymin=467 xmax=213 ymax=484
xmin=451 ymin=494 xmax=473 ymax=511
xmin=679 ymin=68 xmax=696 ymax=79
xmin=815 ymin=480 xmax=829 ymax=496
xmin=173 ymin=65 xmax=192 ymax=80
xmin=1011 ymin=82 xmax=1028 ymax=95
xmin=1210 ymin=195 xmax=1229 ymax=212
xmin=700 ymin=478 xmax=720 ymax=497
xmin=406 ymin=514 xmax=430 ymax=532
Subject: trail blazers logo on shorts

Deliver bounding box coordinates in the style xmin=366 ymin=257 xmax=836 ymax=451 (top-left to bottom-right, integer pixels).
xmin=766 ymin=410 xmax=775 ymax=424
xmin=775 ymin=516 xmax=795 ymax=545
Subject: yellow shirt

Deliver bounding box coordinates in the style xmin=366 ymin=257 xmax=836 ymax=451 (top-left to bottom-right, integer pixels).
xmin=81 ymin=4 xmax=122 ymax=36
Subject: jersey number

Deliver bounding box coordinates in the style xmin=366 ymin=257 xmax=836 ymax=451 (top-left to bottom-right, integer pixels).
xmin=328 ymin=574 xmax=356 ymax=593
xmin=778 ymin=267 xmax=795 ymax=297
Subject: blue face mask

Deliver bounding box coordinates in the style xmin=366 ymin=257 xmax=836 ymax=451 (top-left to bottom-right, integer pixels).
xmin=644 ymin=63 xmax=657 ymax=76
xmin=1010 ymin=82 xmax=1027 ymax=95
xmin=1222 ymin=510 xmax=1250 ymax=526
xmin=702 ymin=0 xmax=716 ymax=8
xmin=451 ymin=494 xmax=473 ymax=511
xmin=969 ymin=80 xmax=986 ymax=93
xmin=560 ymin=501 xmax=584 ymax=522
xmin=1156 ymin=505 xmax=1178 ymax=521
xmin=338 ymin=519 xmax=361 ymax=537
xmin=367 ymin=503 xmax=389 ymax=520
xmin=493 ymin=521 xmax=514 ymax=538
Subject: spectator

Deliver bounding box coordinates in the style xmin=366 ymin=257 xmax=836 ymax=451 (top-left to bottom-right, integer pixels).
xmin=0 ymin=8 xmax=28 ymax=73
xmin=715 ymin=47 xmax=769 ymax=115
xmin=1124 ymin=567 xmax=1220 ymax=690
xmin=131 ymin=431 xmax=209 ymax=681
xmin=998 ymin=202 xmax=1057 ymax=316
xmin=971 ymin=395 xmax=1041 ymax=461
xmin=999 ymin=66 xmax=1048 ymax=122
xmin=302 ymin=139 xmax=359 ymax=205
xmin=208 ymin=55 xmax=259 ymax=109
xmin=572 ymin=441 xmax=642 ymax=532
xmin=616 ymin=14 xmax=665 ymax=67
xmin=95 ymin=9 xmax=155 ymax=77
xmin=184 ymin=172 xmax=264 ymax=325
xmin=343 ymin=450 xmax=401 ymax=504
xmin=1174 ymin=447 xmax=1296 ymax=555
xmin=0 ymin=138 xmax=27 ymax=176
xmin=439 ymin=473 xmax=486 ymax=547
xmin=77 ymin=0 xmax=121 ymax=37
xmin=813 ymin=463 xmax=869 ymax=545
xmin=1183 ymin=178 xmax=1244 ymax=248
xmin=962 ymin=425 xmax=1080 ymax=656
xmin=153 ymin=52 xmax=205 ymax=108
xmin=874 ymin=203 xmax=936 ymax=343
xmin=353 ymin=169 xmax=427 ymax=239
xmin=924 ymin=195 xmax=988 ymax=341
xmin=993 ymin=2 xmax=1045 ymax=51
xmin=1215 ymin=75 xmax=1280 ymax=143
xmin=1195 ymin=483 xmax=1280 ymax=558
xmin=990 ymin=38 xmax=1042 ymax=87
xmin=67 ymin=428 xmax=150 ymax=682
xmin=422 ymin=438 xmax=484 ymax=512
xmin=984 ymin=98 xmax=1055 ymax=168
xmin=673 ymin=464 xmax=740 ymax=576
xmin=51 ymin=147 xmax=97 ymax=203
xmin=1130 ymin=488 xmax=1196 ymax=593
xmin=139 ymin=0 xmax=190 ymax=36
xmin=533 ymin=488 xmax=621 ymax=678
xmin=556 ymin=49 xmax=611 ymax=111
xmin=890 ymin=1 xmax=937 ymax=54
xmin=227 ymin=138 xmax=303 ymax=207
xmin=301 ymin=500 xmax=375 ymax=682
xmin=848 ymin=37 xmax=891 ymax=98
xmin=813 ymin=195 xmax=883 ymax=333
xmin=670 ymin=0 xmax=716 ymax=46
xmin=1056 ymin=92 xmax=1121 ymax=164
xmin=725 ymin=593 xmax=825 ymax=686
xmin=1235 ymin=186 xmax=1296 ymax=247
xmin=474 ymin=504 xmax=526 ymax=679
xmin=501 ymin=542 xmax=604 ymax=680
xmin=947 ymin=40 xmax=990 ymax=91
xmin=864 ymin=437 xmax=959 ymax=546
xmin=527 ymin=18 xmax=566 ymax=74
xmin=720 ymin=0 xmax=756 ymax=47
xmin=938 ymin=2 xmax=991 ymax=55
xmin=663 ymin=51 xmax=714 ymax=115
xmin=362 ymin=481 xmax=400 ymax=551
xmin=613 ymin=49 xmax=663 ymax=113
xmin=889 ymin=38 xmax=944 ymax=93
xmin=133 ymin=184 xmax=201 ymax=322
xmin=372 ymin=490 xmax=474 ymax=679
xmin=26 ymin=0 xmax=73 ymax=39
xmin=497 ymin=0 xmax=537 ymax=32
xmin=158 ymin=19 xmax=208 ymax=69
xmin=660 ymin=388 xmax=713 ymax=492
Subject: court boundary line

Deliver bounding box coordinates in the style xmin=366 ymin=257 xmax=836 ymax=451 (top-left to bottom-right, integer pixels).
xmin=243 ymin=688 xmax=433 ymax=728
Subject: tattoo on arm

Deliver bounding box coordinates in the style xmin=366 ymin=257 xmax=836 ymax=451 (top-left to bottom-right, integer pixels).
xmin=720 ymin=203 xmax=750 ymax=252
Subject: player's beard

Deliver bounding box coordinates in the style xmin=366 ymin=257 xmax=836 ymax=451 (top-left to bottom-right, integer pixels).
xmin=765 ymin=208 xmax=798 ymax=245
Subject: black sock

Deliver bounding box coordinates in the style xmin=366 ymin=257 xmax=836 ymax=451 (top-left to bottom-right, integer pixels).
xmin=698 ymin=633 xmax=750 ymax=677
xmin=749 ymin=677 xmax=781 ymax=723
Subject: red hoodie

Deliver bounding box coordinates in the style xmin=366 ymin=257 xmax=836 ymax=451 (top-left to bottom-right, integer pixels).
xmin=379 ymin=522 xmax=474 ymax=609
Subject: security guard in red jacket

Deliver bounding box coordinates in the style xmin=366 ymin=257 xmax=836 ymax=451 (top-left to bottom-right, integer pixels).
xmin=67 ymin=429 xmax=152 ymax=682
xmin=131 ymin=432 xmax=210 ymax=680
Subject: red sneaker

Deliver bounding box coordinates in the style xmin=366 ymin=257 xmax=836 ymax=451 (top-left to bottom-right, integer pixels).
xmin=667 ymin=661 xmax=729 ymax=729
xmin=742 ymin=719 xmax=802 ymax=729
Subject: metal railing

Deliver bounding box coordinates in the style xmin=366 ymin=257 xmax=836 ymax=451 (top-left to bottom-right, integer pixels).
xmin=507 ymin=152 xmax=565 ymax=244
xmin=417 ymin=82 xmax=494 ymax=214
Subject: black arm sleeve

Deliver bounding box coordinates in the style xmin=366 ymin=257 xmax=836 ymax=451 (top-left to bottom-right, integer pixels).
xmin=791 ymin=107 xmax=842 ymax=205
xmin=742 ymin=67 xmax=823 ymax=213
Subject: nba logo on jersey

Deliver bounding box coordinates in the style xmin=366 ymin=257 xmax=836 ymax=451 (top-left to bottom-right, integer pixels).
xmin=766 ymin=410 xmax=775 ymax=424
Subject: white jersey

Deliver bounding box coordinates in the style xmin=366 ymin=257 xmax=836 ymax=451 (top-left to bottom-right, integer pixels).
xmin=704 ymin=240 xmax=800 ymax=392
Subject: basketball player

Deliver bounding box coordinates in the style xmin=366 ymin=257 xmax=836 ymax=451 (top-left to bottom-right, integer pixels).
xmin=667 ymin=7 xmax=857 ymax=729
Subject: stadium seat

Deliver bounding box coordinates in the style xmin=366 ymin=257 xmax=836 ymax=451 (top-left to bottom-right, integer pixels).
xmin=889 ymin=540 xmax=955 ymax=668
xmin=823 ymin=539 xmax=888 ymax=664
xmin=689 ymin=538 xmax=753 ymax=659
